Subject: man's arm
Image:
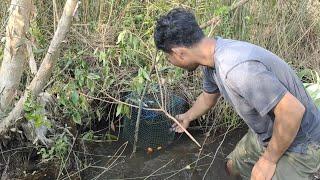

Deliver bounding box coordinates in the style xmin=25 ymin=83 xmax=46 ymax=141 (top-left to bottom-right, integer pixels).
xmin=251 ymin=92 xmax=305 ymax=180
xmin=263 ymin=92 xmax=305 ymax=163
xmin=172 ymin=91 xmax=220 ymax=133
xmin=186 ymin=91 xmax=220 ymax=120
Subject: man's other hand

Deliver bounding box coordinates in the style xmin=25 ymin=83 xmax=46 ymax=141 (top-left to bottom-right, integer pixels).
xmin=171 ymin=113 xmax=192 ymax=133
xmin=251 ymin=155 xmax=276 ymax=180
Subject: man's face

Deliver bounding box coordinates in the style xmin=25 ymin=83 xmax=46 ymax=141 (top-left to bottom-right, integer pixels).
xmin=167 ymin=47 xmax=200 ymax=71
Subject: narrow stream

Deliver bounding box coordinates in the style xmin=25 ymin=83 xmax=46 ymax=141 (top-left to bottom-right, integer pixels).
xmin=82 ymin=128 xmax=246 ymax=180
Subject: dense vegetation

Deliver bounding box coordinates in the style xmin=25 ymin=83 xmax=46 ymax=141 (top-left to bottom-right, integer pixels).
xmin=0 ymin=0 xmax=319 ymax=178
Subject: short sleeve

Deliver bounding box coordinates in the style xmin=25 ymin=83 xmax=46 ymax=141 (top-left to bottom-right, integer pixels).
xmin=202 ymin=66 xmax=220 ymax=94
xmin=226 ymin=61 xmax=287 ymax=116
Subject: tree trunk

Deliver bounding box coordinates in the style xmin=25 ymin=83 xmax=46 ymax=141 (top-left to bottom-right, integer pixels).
xmin=0 ymin=0 xmax=33 ymax=113
xmin=0 ymin=0 xmax=79 ymax=137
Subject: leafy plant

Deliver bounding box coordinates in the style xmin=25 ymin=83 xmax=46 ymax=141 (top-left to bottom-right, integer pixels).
xmin=38 ymin=134 xmax=69 ymax=161
xmin=131 ymin=67 xmax=150 ymax=94
xmin=116 ymin=103 xmax=130 ymax=118
xmin=23 ymin=93 xmax=51 ymax=128
xmin=57 ymin=85 xmax=88 ymax=125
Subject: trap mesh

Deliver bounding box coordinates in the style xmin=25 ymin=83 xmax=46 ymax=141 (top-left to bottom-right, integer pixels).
xmin=122 ymin=92 xmax=189 ymax=150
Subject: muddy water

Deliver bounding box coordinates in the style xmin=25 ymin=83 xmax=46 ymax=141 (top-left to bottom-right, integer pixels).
xmin=82 ymin=129 xmax=246 ymax=180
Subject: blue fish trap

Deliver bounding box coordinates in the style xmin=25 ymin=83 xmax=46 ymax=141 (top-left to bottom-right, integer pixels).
xmin=122 ymin=93 xmax=189 ymax=150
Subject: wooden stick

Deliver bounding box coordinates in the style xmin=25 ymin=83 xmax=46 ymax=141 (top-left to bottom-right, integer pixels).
xmin=162 ymin=110 xmax=201 ymax=147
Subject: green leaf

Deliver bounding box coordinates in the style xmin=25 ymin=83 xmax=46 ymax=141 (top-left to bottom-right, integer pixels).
xmin=116 ymin=30 xmax=126 ymax=45
xmin=116 ymin=104 xmax=123 ymax=117
xmin=99 ymin=51 xmax=107 ymax=62
xmin=87 ymin=73 xmax=100 ymax=80
xmin=123 ymin=104 xmax=131 ymax=118
xmin=314 ymin=99 xmax=320 ymax=109
xmin=298 ymin=69 xmax=313 ymax=79
xmin=96 ymin=109 xmax=101 ymax=121
xmin=141 ymin=68 xmax=150 ymax=81
xmin=118 ymin=55 xmax=122 ymax=66
xmin=105 ymin=133 xmax=118 ymax=141
xmin=72 ymin=112 xmax=82 ymax=124
xmin=71 ymin=91 xmax=79 ymax=104
xmin=83 ymin=130 xmax=94 ymax=140
xmin=306 ymin=84 xmax=320 ymax=94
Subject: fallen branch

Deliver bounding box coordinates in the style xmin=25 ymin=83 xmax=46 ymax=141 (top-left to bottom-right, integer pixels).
xmin=0 ymin=0 xmax=79 ymax=137
xmin=200 ymin=0 xmax=249 ymax=29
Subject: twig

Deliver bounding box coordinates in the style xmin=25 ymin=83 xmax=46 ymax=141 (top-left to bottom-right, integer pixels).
xmin=192 ymin=115 xmax=217 ymax=173
xmin=0 ymin=153 xmax=10 ymax=180
xmin=0 ymin=87 xmax=4 ymax=96
xmin=162 ymin=109 xmax=201 ymax=147
xmin=230 ymin=0 xmax=249 ymax=11
xmin=60 ymin=160 xmax=102 ymax=180
xmin=152 ymin=59 xmax=201 ymax=148
xmin=131 ymin=51 xmax=157 ymax=157
xmin=163 ymin=152 xmax=213 ymax=180
xmin=144 ymin=159 xmax=174 ymax=180
xmin=109 ymin=152 xmax=214 ymax=180
xmin=92 ymin=142 xmax=128 ymax=180
xmin=52 ymin=0 xmax=59 ymax=30
xmin=202 ymin=126 xmax=231 ymax=179
xmin=72 ymin=150 xmax=126 ymax=158
xmin=43 ymin=59 xmax=73 ymax=90
xmin=79 ymin=92 xmax=162 ymax=112
xmin=200 ymin=0 xmax=249 ymax=29
xmin=82 ymin=91 xmax=201 ymax=148
xmin=155 ymin=65 xmax=164 ymax=107
xmin=56 ymin=132 xmax=78 ymax=180
xmin=200 ymin=17 xmax=220 ymax=29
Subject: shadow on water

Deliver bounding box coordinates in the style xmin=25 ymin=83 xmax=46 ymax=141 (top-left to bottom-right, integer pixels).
xmin=82 ymin=128 xmax=247 ymax=180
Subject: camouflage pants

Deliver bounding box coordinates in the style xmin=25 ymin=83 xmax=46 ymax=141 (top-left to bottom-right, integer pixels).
xmin=227 ymin=130 xmax=320 ymax=180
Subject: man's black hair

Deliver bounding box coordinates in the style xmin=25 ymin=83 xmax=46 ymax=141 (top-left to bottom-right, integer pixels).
xmin=154 ymin=8 xmax=205 ymax=53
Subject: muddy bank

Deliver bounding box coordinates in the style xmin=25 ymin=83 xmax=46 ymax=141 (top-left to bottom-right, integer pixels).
xmin=1 ymin=127 xmax=319 ymax=179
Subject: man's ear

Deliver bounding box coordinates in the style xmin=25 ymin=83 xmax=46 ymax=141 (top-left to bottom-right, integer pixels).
xmin=171 ymin=47 xmax=188 ymax=60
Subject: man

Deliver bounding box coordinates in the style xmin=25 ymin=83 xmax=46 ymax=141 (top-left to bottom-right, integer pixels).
xmin=154 ymin=8 xmax=320 ymax=180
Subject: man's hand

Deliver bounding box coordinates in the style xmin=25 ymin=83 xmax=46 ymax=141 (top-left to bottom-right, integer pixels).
xmin=251 ymin=155 xmax=276 ymax=180
xmin=171 ymin=113 xmax=192 ymax=133
xmin=171 ymin=92 xmax=220 ymax=133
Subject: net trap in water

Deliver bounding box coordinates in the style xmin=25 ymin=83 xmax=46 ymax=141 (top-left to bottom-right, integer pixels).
xmin=122 ymin=92 xmax=189 ymax=151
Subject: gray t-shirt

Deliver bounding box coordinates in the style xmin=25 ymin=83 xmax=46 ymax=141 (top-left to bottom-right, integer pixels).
xmin=203 ymin=37 xmax=320 ymax=153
